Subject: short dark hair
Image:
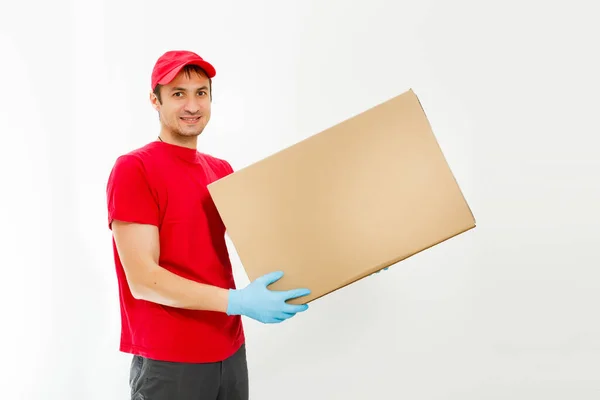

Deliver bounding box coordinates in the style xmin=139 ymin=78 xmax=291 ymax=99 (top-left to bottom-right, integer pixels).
xmin=153 ymin=64 xmax=212 ymax=104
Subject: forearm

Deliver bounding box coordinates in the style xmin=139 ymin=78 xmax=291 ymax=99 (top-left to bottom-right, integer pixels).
xmin=129 ymin=263 xmax=230 ymax=312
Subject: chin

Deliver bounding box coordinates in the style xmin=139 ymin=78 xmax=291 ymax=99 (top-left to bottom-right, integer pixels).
xmin=178 ymin=127 xmax=204 ymax=137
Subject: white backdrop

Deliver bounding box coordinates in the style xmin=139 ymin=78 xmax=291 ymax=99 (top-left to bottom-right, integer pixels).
xmin=1 ymin=1 xmax=599 ymax=399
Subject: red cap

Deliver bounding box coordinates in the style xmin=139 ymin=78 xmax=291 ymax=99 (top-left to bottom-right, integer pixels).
xmin=151 ymin=50 xmax=216 ymax=89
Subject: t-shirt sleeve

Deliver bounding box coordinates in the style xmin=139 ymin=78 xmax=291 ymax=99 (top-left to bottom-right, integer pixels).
xmin=222 ymin=159 xmax=235 ymax=176
xmin=106 ymin=155 xmax=160 ymax=229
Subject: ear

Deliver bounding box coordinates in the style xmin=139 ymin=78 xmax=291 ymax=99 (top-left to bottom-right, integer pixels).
xmin=149 ymin=90 xmax=160 ymax=112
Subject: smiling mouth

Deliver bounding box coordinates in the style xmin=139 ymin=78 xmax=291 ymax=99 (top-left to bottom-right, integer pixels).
xmin=180 ymin=116 xmax=201 ymax=124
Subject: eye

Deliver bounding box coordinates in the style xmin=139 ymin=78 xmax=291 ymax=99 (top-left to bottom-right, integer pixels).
xmin=173 ymin=92 xmax=183 ymax=97
xmin=198 ymin=90 xmax=207 ymax=96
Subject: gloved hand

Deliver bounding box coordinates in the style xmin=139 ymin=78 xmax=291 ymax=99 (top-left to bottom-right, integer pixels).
xmin=373 ymin=267 xmax=389 ymax=275
xmin=226 ymin=271 xmax=311 ymax=324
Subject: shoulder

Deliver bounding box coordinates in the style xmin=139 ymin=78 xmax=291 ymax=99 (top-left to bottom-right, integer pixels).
xmin=108 ymin=143 xmax=162 ymax=183
xmin=123 ymin=142 xmax=164 ymax=165
xmin=198 ymin=152 xmax=235 ymax=176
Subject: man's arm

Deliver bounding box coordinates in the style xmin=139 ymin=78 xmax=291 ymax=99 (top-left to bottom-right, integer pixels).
xmin=111 ymin=219 xmax=229 ymax=312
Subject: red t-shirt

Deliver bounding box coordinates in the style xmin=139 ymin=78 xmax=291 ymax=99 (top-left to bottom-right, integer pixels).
xmin=106 ymin=140 xmax=245 ymax=363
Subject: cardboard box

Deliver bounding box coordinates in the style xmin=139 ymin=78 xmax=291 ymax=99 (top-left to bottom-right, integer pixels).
xmin=208 ymin=89 xmax=476 ymax=304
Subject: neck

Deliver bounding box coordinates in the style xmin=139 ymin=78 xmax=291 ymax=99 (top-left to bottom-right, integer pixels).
xmin=158 ymin=129 xmax=198 ymax=150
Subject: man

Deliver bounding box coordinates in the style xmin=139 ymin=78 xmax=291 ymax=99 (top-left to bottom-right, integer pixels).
xmin=106 ymin=50 xmax=312 ymax=400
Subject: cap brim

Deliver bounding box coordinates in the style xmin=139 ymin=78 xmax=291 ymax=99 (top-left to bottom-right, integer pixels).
xmin=157 ymin=59 xmax=216 ymax=86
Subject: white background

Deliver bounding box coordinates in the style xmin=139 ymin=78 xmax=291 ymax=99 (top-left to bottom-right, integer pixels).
xmin=1 ymin=0 xmax=599 ymax=399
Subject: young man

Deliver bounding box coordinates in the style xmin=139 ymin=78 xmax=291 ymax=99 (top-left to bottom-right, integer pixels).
xmin=106 ymin=50 xmax=312 ymax=400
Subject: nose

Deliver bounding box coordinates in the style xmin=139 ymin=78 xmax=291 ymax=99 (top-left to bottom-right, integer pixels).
xmin=183 ymin=98 xmax=201 ymax=114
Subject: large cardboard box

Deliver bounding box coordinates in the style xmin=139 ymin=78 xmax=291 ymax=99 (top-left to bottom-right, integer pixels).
xmin=208 ymin=89 xmax=475 ymax=304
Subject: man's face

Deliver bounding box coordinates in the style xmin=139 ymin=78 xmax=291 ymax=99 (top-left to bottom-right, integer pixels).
xmin=151 ymin=69 xmax=211 ymax=140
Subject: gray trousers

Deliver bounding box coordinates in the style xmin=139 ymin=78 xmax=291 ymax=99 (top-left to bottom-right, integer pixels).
xmin=129 ymin=344 xmax=249 ymax=400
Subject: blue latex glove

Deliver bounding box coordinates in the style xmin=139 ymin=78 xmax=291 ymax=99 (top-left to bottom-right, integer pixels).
xmin=226 ymin=271 xmax=311 ymax=324
xmin=373 ymin=267 xmax=389 ymax=275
